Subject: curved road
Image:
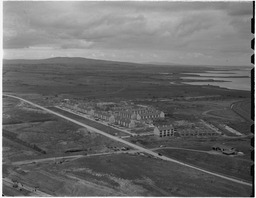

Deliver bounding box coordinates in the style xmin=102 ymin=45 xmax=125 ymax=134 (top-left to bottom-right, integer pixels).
xmin=231 ymin=100 xmax=252 ymax=122
xmin=3 ymin=94 xmax=252 ymax=187
xmin=202 ymin=108 xmax=235 ymax=120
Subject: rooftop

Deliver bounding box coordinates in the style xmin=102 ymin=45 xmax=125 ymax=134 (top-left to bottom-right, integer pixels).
xmin=155 ymin=124 xmax=174 ymax=130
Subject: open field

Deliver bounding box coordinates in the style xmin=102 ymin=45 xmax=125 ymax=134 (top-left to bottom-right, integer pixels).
xmin=3 ymin=97 xmax=56 ymax=125
xmin=127 ymin=135 xmax=252 ymax=160
xmin=3 ymin=60 xmax=250 ymax=101
xmin=3 ymin=153 xmax=252 ymax=197
xmin=158 ymin=148 xmax=252 ymax=182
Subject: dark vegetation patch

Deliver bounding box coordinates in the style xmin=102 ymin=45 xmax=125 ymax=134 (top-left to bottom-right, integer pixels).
xmin=3 ymin=118 xmax=57 ymax=125
xmin=64 ymin=148 xmax=90 ymax=153
xmin=3 ymin=130 xmax=47 ymax=154
xmin=67 ymin=171 xmax=120 ymax=188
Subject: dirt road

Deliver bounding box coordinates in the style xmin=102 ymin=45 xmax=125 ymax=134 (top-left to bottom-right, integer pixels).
xmin=12 ymin=150 xmax=138 ymax=166
xmin=3 ymin=94 xmax=252 ymax=187
xmin=151 ymin=147 xmax=211 ymax=154
xmin=3 ymin=177 xmax=51 ymax=196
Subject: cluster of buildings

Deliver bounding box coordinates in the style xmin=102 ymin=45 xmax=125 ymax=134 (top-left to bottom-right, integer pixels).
xmin=94 ymin=107 xmax=165 ymax=128
xmin=60 ymin=100 xmax=165 ymax=129
xmin=60 ymin=100 xmax=221 ymax=138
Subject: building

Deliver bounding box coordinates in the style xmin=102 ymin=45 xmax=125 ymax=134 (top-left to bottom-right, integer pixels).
xmin=94 ymin=110 xmax=110 ymax=120
xmin=88 ymin=109 xmax=95 ymax=116
xmin=115 ymin=111 xmax=137 ymax=120
xmin=212 ymin=143 xmax=237 ymax=155
xmin=92 ymin=110 xmax=116 ymax=123
xmin=137 ymin=111 xmax=165 ymax=120
xmin=116 ymin=108 xmax=165 ymax=121
xmin=97 ymin=102 xmax=116 ymax=110
xmin=129 ymin=107 xmax=151 ymax=114
xmin=154 ymin=125 xmax=175 ymax=137
xmin=109 ymin=115 xmax=115 ymax=124
xmin=178 ymin=130 xmax=219 ymax=137
xmin=115 ymin=117 xmax=136 ymax=128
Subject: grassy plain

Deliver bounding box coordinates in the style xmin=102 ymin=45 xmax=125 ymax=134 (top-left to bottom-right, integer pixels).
xmin=3 ymin=59 xmax=250 ymax=100
xmin=4 ymin=153 xmax=252 ymax=196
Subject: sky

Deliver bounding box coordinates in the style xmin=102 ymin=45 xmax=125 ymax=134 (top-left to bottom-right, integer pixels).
xmin=3 ymin=1 xmax=253 ymax=66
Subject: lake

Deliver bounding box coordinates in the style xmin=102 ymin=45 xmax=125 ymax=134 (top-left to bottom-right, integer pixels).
xmin=181 ymin=69 xmax=251 ymax=91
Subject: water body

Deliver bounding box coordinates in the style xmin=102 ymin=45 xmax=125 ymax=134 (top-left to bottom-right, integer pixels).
xmin=181 ymin=70 xmax=251 ymax=91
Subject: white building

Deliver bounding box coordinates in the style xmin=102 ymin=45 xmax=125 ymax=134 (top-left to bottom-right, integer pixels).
xmin=154 ymin=124 xmax=175 ymax=137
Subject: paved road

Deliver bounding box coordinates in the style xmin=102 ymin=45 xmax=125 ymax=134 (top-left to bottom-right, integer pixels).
xmin=3 ymin=94 xmax=252 ymax=187
xmin=3 ymin=177 xmax=51 ymax=196
xmin=12 ymin=155 xmax=84 ymax=166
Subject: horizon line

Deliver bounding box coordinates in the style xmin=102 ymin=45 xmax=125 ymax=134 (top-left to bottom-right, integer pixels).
xmin=3 ymin=56 xmax=252 ymax=67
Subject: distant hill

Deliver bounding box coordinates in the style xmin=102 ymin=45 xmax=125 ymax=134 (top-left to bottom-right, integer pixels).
xmin=2 ymin=57 xmax=200 ymax=68
xmin=3 ymin=57 xmax=163 ymax=68
xmin=4 ymin=57 xmax=248 ymax=68
xmin=145 ymin=61 xmax=182 ymax=66
xmin=3 ymin=57 xmax=129 ymax=65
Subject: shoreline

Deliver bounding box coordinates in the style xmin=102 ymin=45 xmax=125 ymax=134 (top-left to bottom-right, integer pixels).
xmin=180 ymin=81 xmax=250 ymax=92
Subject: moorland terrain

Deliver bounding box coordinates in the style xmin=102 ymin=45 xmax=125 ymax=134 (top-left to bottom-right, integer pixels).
xmin=2 ymin=57 xmax=253 ymax=196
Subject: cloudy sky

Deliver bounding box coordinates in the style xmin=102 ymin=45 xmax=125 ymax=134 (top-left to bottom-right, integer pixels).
xmin=3 ymin=1 xmax=253 ymax=66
